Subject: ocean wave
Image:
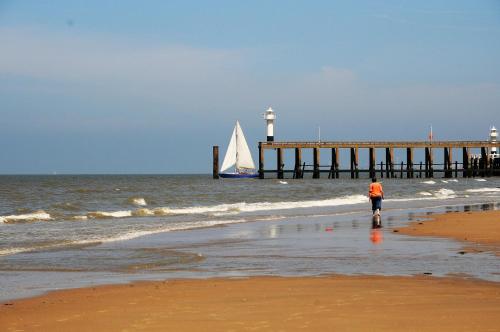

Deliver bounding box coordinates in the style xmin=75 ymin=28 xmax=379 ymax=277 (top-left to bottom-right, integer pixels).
xmin=466 ymin=188 xmax=500 ymax=193
xmin=127 ymin=197 xmax=147 ymax=206
xmin=72 ymin=195 xmax=369 ymax=220
xmin=387 ymin=188 xmax=456 ymax=202
xmin=159 ymin=195 xmax=369 ymax=215
xmin=434 ymin=188 xmax=456 ymax=199
xmin=421 ymin=180 xmax=436 ymax=185
xmin=475 ymin=179 xmax=487 ymax=182
xmin=0 ymin=210 xmax=52 ymax=224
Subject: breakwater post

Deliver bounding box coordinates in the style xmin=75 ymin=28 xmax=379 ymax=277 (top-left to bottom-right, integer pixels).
xmin=212 ymin=146 xmax=219 ymax=179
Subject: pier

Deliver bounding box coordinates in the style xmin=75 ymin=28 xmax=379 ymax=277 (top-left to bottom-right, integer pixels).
xmin=249 ymin=141 xmax=500 ymax=179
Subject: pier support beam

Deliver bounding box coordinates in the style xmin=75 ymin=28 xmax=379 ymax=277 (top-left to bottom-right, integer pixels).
xmin=385 ymin=148 xmax=394 ymax=178
xmin=425 ymin=147 xmax=434 ymax=178
xmin=369 ymin=148 xmax=376 ymax=179
xmin=332 ymin=148 xmax=339 ymax=178
xmin=259 ymin=143 xmax=264 ymax=179
xmin=277 ymin=148 xmax=284 ymax=179
xmin=313 ymin=148 xmax=320 ymax=179
xmin=212 ymin=146 xmax=219 ymax=179
xmin=481 ymin=147 xmax=489 ymax=177
xmin=294 ymin=148 xmax=302 ymax=179
xmin=406 ymin=148 xmax=414 ymax=178
xmin=350 ymin=147 xmax=359 ymax=179
xmin=444 ymin=147 xmax=452 ymax=178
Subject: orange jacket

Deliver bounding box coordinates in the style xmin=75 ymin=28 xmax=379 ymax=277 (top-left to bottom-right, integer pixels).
xmin=369 ymin=182 xmax=384 ymax=198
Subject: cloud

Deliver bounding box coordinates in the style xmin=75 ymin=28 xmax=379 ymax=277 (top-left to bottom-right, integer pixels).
xmin=1 ymin=26 xmax=499 ymax=139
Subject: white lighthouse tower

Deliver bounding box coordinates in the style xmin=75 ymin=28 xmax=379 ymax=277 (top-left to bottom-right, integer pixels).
xmin=490 ymin=126 xmax=498 ymax=158
xmin=264 ymin=107 xmax=276 ymax=142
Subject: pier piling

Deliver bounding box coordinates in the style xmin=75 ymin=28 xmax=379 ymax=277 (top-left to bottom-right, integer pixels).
xmin=369 ymin=148 xmax=376 ymax=178
xmin=294 ymin=148 xmax=302 ymax=179
xmin=313 ymin=148 xmax=320 ymax=179
xmin=258 ymin=143 xmax=264 ymax=179
xmin=277 ymin=148 xmax=284 ymax=179
xmin=444 ymin=147 xmax=453 ymax=178
xmin=462 ymin=147 xmax=470 ymax=177
xmin=481 ymin=147 xmax=489 ymax=177
xmin=406 ymin=148 xmax=414 ymax=178
xmin=332 ymin=148 xmax=339 ymax=178
xmin=350 ymin=148 xmax=359 ymax=179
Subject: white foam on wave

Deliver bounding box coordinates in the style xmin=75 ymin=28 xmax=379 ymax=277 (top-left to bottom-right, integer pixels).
xmin=387 ymin=188 xmax=456 ymax=202
xmin=0 ymin=211 xmax=52 ymax=224
xmin=78 ymin=195 xmax=369 ymax=220
xmin=466 ymin=188 xmax=500 ymax=193
xmin=434 ymin=188 xmax=456 ymax=199
xmin=448 ymin=179 xmax=459 ymax=182
xmin=164 ymin=195 xmax=369 ymax=215
xmin=421 ymin=180 xmax=436 ymax=185
xmin=129 ymin=197 xmax=147 ymax=206
xmin=475 ymin=179 xmax=487 ymax=182
xmin=87 ymin=210 xmax=132 ymax=219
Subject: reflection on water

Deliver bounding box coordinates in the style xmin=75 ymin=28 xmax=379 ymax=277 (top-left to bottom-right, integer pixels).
xmin=370 ymin=229 xmax=383 ymax=244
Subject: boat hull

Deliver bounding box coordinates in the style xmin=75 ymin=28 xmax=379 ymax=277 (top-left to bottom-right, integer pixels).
xmin=219 ymin=173 xmax=259 ymax=179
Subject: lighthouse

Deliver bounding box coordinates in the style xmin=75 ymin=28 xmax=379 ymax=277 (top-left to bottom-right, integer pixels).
xmin=490 ymin=126 xmax=498 ymax=158
xmin=264 ymin=107 xmax=276 ymax=142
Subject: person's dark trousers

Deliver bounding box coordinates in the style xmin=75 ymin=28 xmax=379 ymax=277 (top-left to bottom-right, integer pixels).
xmin=371 ymin=197 xmax=382 ymax=212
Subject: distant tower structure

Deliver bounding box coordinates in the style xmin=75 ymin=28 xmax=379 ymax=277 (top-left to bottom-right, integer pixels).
xmin=490 ymin=126 xmax=498 ymax=158
xmin=264 ymin=107 xmax=276 ymax=142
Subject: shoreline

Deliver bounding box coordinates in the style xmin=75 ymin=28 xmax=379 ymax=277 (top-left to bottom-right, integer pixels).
xmin=1 ymin=209 xmax=500 ymax=331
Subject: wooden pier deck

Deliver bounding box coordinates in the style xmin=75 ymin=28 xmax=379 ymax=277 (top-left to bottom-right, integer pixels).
xmin=213 ymin=140 xmax=500 ymax=179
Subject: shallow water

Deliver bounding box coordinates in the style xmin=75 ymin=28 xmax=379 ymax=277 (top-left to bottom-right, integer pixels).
xmin=0 ymin=175 xmax=499 ymax=301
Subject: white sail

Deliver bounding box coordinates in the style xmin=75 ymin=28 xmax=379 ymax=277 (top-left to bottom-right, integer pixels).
xmin=220 ymin=121 xmax=256 ymax=173
xmin=235 ymin=121 xmax=255 ymax=170
xmin=220 ymin=126 xmax=237 ymax=173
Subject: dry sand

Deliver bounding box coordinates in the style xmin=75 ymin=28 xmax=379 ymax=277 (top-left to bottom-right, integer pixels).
xmin=1 ymin=210 xmax=500 ymax=332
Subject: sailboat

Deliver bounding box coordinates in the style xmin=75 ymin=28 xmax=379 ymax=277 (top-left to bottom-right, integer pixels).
xmin=220 ymin=121 xmax=258 ymax=178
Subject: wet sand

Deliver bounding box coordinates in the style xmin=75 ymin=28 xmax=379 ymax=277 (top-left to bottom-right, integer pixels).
xmin=1 ymin=275 xmax=500 ymax=332
xmin=2 ymin=210 xmax=500 ymax=331
xmin=396 ymin=210 xmax=500 ymax=255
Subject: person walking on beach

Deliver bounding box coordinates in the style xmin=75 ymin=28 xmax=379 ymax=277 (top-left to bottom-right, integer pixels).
xmin=369 ymin=177 xmax=384 ymax=216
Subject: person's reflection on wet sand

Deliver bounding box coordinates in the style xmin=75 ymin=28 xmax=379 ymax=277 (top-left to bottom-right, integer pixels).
xmin=370 ymin=228 xmax=383 ymax=244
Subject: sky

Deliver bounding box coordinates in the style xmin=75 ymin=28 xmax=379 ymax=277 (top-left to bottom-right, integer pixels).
xmin=1 ymin=0 xmax=499 ymax=174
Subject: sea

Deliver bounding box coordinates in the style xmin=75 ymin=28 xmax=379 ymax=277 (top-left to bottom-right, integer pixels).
xmin=1 ymin=175 xmax=499 ymax=301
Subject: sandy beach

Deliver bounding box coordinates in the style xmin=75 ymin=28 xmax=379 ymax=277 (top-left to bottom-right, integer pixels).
xmin=396 ymin=210 xmax=500 ymax=255
xmin=1 ymin=275 xmax=499 ymax=332
xmin=1 ymin=209 xmax=500 ymax=331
